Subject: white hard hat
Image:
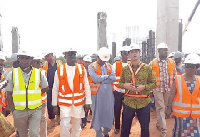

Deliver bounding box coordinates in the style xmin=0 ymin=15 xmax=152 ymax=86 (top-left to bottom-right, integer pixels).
xmin=174 ymin=51 xmax=182 ymax=58
xmin=157 ymin=42 xmax=168 ymax=49
xmin=114 ymin=56 xmax=121 ymax=62
xmin=62 ymin=47 xmax=77 ymax=54
xmin=34 ymin=54 xmax=43 ymax=60
xmin=97 ymin=47 xmax=110 ymax=61
xmin=0 ymin=51 xmax=5 ymax=61
xmin=17 ymin=50 xmax=34 ymax=58
xmin=120 ymin=46 xmax=129 ymax=52
xmin=168 ymin=52 xmax=175 ymax=58
xmin=83 ymin=55 xmax=92 ymax=62
xmin=10 ymin=53 xmax=18 ymax=61
xmin=184 ymin=53 xmax=200 ymax=64
xmin=128 ymin=43 xmax=141 ymax=51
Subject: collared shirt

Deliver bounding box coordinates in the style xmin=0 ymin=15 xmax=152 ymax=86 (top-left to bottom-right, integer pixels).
xmin=52 ymin=63 xmax=92 ymax=119
xmin=112 ymin=62 xmax=128 ymax=93
xmin=119 ymin=61 xmax=156 ymax=109
xmin=150 ymin=58 xmax=176 ymax=92
xmin=176 ymin=62 xmax=185 ymax=74
xmin=5 ymin=67 xmax=48 ymax=92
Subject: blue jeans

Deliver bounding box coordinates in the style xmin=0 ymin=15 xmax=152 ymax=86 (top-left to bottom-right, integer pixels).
xmin=121 ymin=103 xmax=150 ymax=137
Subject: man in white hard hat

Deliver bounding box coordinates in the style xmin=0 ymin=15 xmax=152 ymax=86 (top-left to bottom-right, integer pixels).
xmin=81 ymin=55 xmax=92 ymax=128
xmin=119 ymin=44 xmax=156 ymax=137
xmin=112 ymin=46 xmax=128 ymax=134
xmin=88 ymin=47 xmax=116 ymax=137
xmin=167 ymin=52 xmax=175 ymax=58
xmin=150 ymin=42 xmax=176 ymax=137
xmin=31 ymin=54 xmax=48 ymax=137
xmin=6 ymin=50 xmax=49 ymax=137
xmin=42 ymin=51 xmax=62 ymax=128
xmin=174 ymin=51 xmax=185 ymax=75
xmin=52 ymin=47 xmax=92 ymax=137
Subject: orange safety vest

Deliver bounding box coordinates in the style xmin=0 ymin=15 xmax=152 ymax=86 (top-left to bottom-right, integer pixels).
xmin=42 ymin=60 xmax=63 ymax=76
xmin=88 ymin=75 xmax=96 ymax=95
xmin=172 ymin=75 xmax=200 ymax=118
xmin=113 ymin=61 xmax=123 ymax=89
xmin=152 ymin=58 xmax=175 ymax=87
xmin=125 ymin=62 xmax=149 ymax=98
xmin=176 ymin=63 xmax=185 ymax=75
xmin=57 ymin=63 xmax=85 ymax=107
xmin=39 ymin=69 xmax=47 ymax=104
xmin=90 ymin=61 xmax=113 ymax=95
xmin=0 ymin=74 xmax=7 ymax=112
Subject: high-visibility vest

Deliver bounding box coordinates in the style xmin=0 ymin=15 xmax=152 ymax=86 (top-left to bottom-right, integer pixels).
xmin=113 ymin=61 xmax=122 ymax=89
xmin=57 ymin=63 xmax=85 ymax=107
xmin=0 ymin=74 xmax=7 ymax=112
xmin=176 ymin=63 xmax=185 ymax=75
xmin=90 ymin=61 xmax=113 ymax=95
xmin=152 ymin=58 xmax=175 ymax=87
xmin=172 ymin=75 xmax=200 ymax=118
xmin=87 ymin=75 xmax=96 ymax=95
xmin=42 ymin=60 xmax=63 ymax=76
xmin=13 ymin=67 xmax=42 ymax=110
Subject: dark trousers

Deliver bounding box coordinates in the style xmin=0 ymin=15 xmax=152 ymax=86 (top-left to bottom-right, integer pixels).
xmin=47 ymin=88 xmax=55 ymax=119
xmin=121 ymin=103 xmax=150 ymax=137
xmin=82 ymin=111 xmax=88 ymax=124
xmin=114 ymin=91 xmax=124 ymax=130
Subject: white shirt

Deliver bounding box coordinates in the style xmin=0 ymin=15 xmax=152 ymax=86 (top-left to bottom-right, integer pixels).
xmin=112 ymin=62 xmax=128 ymax=93
xmin=52 ymin=63 xmax=92 ymax=119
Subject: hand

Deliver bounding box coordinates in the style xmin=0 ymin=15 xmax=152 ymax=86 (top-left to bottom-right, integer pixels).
xmin=84 ymin=104 xmax=90 ymax=112
xmin=136 ymin=85 xmax=146 ymax=92
xmin=53 ymin=106 xmax=58 ymax=115
xmin=124 ymin=83 xmax=137 ymax=92
xmin=166 ymin=106 xmax=172 ymax=118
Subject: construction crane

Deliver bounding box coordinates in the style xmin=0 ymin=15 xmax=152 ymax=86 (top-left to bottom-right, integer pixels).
xmin=182 ymin=0 xmax=200 ymax=36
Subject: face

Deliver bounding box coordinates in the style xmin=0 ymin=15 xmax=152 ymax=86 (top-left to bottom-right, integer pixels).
xmin=128 ymin=49 xmax=140 ymax=61
xmin=13 ymin=61 xmax=19 ymax=68
xmin=185 ymin=63 xmax=198 ymax=75
xmin=83 ymin=61 xmax=91 ymax=70
xmin=174 ymin=58 xmax=181 ymax=64
xmin=0 ymin=59 xmax=4 ymax=73
xmin=97 ymin=56 xmax=106 ymax=66
xmin=18 ymin=55 xmax=33 ymax=69
xmin=158 ymin=48 xmax=168 ymax=59
xmin=45 ymin=53 xmax=53 ymax=62
xmin=64 ymin=51 xmax=77 ymax=66
xmin=31 ymin=59 xmax=42 ymax=69
xmin=121 ymin=51 xmax=128 ymax=61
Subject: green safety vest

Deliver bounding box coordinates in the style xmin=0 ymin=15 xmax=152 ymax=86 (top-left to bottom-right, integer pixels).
xmin=13 ymin=67 xmax=42 ymax=110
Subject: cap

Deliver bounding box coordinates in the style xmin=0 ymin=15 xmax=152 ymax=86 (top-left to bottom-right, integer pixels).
xmin=174 ymin=51 xmax=182 ymax=58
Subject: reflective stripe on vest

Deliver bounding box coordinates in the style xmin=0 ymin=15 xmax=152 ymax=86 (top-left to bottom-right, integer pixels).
xmin=0 ymin=74 xmax=7 ymax=112
xmin=172 ymin=75 xmax=200 ymax=118
xmin=152 ymin=58 xmax=175 ymax=87
xmin=57 ymin=63 xmax=85 ymax=107
xmin=13 ymin=67 xmax=42 ymax=110
xmin=113 ymin=61 xmax=122 ymax=89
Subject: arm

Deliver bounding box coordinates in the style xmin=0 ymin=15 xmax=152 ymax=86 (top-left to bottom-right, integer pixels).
xmin=52 ymin=71 xmax=59 ymax=106
xmin=7 ymin=92 xmax=15 ymax=112
xmin=101 ymin=70 xmax=116 ymax=84
xmin=88 ymin=64 xmax=109 ymax=83
xmin=144 ymin=66 xmax=157 ymax=91
xmin=40 ymin=71 xmax=49 ymax=94
xmin=166 ymin=81 xmax=176 ymax=116
xmin=83 ymin=68 xmax=92 ymax=105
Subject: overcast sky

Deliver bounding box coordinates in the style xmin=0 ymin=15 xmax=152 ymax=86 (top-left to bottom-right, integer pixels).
xmin=0 ymin=0 xmax=199 ymax=57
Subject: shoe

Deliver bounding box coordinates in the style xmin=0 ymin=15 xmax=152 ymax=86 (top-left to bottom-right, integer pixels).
xmin=104 ymin=134 xmax=109 ymax=137
xmin=16 ymin=131 xmax=20 ymax=137
xmin=81 ymin=123 xmax=87 ymax=129
xmin=114 ymin=129 xmax=120 ymax=134
xmin=156 ymin=125 xmax=161 ymax=131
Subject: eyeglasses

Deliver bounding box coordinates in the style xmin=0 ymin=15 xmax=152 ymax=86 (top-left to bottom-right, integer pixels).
xmin=185 ymin=64 xmax=198 ymax=69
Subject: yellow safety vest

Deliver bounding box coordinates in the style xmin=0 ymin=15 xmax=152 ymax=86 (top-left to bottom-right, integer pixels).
xmin=13 ymin=67 xmax=42 ymax=110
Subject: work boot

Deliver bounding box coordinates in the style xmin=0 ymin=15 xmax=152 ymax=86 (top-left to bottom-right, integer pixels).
xmin=114 ymin=129 xmax=120 ymax=134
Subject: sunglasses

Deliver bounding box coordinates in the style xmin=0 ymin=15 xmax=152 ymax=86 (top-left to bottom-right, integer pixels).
xmin=185 ymin=64 xmax=198 ymax=69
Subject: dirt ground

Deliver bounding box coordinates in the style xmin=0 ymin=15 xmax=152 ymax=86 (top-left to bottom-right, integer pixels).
xmin=7 ymin=110 xmax=174 ymax=137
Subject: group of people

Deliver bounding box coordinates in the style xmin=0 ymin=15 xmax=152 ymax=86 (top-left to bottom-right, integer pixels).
xmin=0 ymin=42 xmax=200 ymax=137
